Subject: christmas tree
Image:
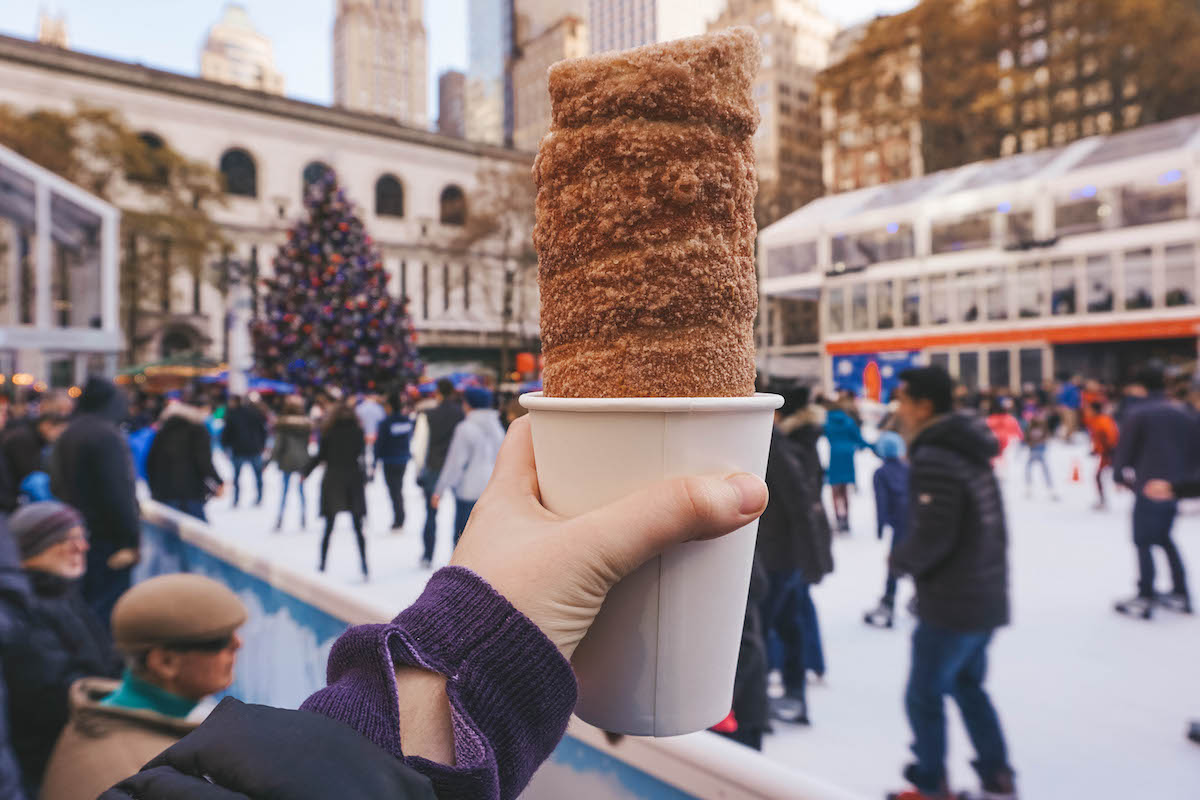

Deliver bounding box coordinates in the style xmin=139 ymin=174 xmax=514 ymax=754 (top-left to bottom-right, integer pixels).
xmin=251 ymin=171 xmax=422 ymax=393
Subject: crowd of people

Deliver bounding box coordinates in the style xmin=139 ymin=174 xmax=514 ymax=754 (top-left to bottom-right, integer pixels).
xmin=0 ymin=360 xmax=1194 ymax=799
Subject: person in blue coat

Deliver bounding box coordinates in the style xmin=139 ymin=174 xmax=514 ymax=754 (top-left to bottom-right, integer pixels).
xmin=865 ymin=431 xmax=910 ymax=628
xmin=824 ymin=395 xmax=868 ymax=533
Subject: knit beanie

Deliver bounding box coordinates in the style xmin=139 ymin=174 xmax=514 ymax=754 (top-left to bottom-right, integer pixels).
xmin=463 ymin=386 xmax=493 ymax=410
xmin=875 ymin=431 xmax=907 ymax=461
xmin=9 ymin=501 xmax=85 ymax=560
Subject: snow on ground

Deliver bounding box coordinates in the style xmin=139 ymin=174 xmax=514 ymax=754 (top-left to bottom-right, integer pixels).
xmin=202 ymin=438 xmax=1200 ymax=799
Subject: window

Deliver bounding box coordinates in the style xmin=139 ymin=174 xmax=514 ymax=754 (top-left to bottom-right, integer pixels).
xmin=1085 ymin=254 xmax=1114 ymax=312
xmin=219 ymin=148 xmax=257 ymax=197
xmin=463 ymin=265 xmax=471 ymax=310
xmin=1051 ymin=258 xmax=1076 ymax=314
xmin=959 ymin=352 xmax=979 ymax=389
xmin=1055 ymin=190 xmax=1104 ymax=237
xmin=957 ymin=271 xmax=979 ymax=322
xmin=302 ymin=161 xmax=332 ymax=194
xmin=850 ymin=284 xmax=868 ymax=330
xmin=48 ymin=191 xmax=103 ymax=329
xmin=983 ymin=267 xmax=1008 ymax=321
xmin=1122 ymin=173 xmax=1187 ymax=227
xmin=876 ymin=281 xmax=895 ymax=329
xmin=1124 ymin=248 xmax=1153 ymax=310
xmin=929 ymin=275 xmax=950 ymax=325
xmin=902 ymin=278 xmax=920 ymax=326
xmin=988 ymin=350 xmax=1011 ymax=389
xmin=128 ymin=131 xmax=168 ymax=185
xmin=440 ymin=185 xmax=466 ymax=225
xmin=1017 ymin=262 xmax=1044 ymax=318
xmin=827 ymin=287 xmax=845 ymax=333
xmin=1003 ymin=208 xmax=1035 ymax=248
xmin=1165 ymin=243 xmax=1195 ymax=307
xmin=766 ymin=241 xmax=818 ymax=278
xmin=830 ymin=224 xmax=914 ymax=269
xmin=375 ymin=174 xmax=404 ymax=217
xmin=929 ymin=352 xmax=951 ymax=373
xmin=1019 ymin=348 xmax=1044 ymax=387
xmin=932 ymin=210 xmax=993 ymax=254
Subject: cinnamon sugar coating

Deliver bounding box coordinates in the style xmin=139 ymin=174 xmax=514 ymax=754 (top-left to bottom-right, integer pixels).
xmin=535 ymin=27 xmax=761 ymax=398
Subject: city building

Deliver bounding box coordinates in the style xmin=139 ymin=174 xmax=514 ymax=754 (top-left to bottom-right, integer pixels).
xmin=0 ymin=144 xmax=122 ymax=382
xmin=759 ymin=114 xmax=1200 ymax=391
xmin=0 ymin=33 xmax=537 ymax=377
xmin=36 ymin=11 xmax=68 ymax=49
xmin=466 ymin=0 xmax=515 ymax=145
xmin=512 ymin=14 xmax=588 ymax=152
xmin=438 ymin=70 xmax=466 ymax=138
xmin=588 ymin=0 xmax=726 ymax=53
xmin=199 ymin=3 xmax=285 ymax=95
xmin=818 ymin=12 xmax=923 ymax=194
xmin=333 ymin=0 xmax=427 ymax=127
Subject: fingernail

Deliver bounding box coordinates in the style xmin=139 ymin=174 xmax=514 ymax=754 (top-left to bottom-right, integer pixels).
xmin=725 ymin=473 xmax=767 ymax=515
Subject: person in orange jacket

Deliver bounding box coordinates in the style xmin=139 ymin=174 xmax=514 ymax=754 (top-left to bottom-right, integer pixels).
xmin=1087 ymin=400 xmax=1120 ymax=510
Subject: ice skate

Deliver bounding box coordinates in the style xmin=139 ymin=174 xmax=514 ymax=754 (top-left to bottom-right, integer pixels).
xmin=1156 ymin=591 xmax=1193 ymax=614
xmin=768 ymin=694 xmax=809 ymax=726
xmin=864 ymin=601 xmax=894 ymax=628
xmin=1114 ymin=595 xmax=1154 ymax=619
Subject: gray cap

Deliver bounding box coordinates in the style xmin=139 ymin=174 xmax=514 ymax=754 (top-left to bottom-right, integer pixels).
xmin=9 ymin=501 xmax=84 ymax=560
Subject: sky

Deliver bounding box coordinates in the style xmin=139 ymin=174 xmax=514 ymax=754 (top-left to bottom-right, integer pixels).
xmin=2 ymin=1 xmax=915 ymax=122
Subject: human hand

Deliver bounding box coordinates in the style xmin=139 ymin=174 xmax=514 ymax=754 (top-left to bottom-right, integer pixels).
xmin=1142 ymin=479 xmax=1175 ymax=501
xmin=430 ymin=493 xmax=440 ymax=509
xmin=450 ymin=417 xmax=768 ymax=660
xmin=107 ymin=548 xmax=140 ymax=570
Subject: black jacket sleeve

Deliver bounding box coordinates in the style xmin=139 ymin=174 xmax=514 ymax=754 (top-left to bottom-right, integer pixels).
xmin=100 ymin=698 xmax=436 ymax=800
xmin=890 ymin=450 xmax=964 ymax=579
xmin=87 ymin=431 xmax=141 ymax=550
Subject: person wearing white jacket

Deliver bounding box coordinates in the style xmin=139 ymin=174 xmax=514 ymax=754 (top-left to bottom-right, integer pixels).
xmin=432 ymin=387 xmax=505 ymax=546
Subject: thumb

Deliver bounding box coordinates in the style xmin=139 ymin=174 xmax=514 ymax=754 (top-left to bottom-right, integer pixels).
xmin=577 ymin=472 xmax=768 ymax=581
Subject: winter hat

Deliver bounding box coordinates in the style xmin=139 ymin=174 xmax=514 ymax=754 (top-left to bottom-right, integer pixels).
xmin=111 ymin=574 xmax=247 ymax=654
xmin=875 ymin=431 xmax=906 ymax=461
xmin=9 ymin=501 xmax=85 ymax=561
xmin=76 ymin=377 xmax=118 ymax=414
xmin=463 ymin=386 xmax=493 ymax=410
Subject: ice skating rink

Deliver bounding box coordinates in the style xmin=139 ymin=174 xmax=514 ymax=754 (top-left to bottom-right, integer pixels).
xmin=201 ymin=439 xmax=1200 ymax=798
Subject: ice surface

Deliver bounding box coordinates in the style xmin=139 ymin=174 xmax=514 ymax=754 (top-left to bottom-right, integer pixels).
xmin=202 ymin=437 xmax=1200 ymax=798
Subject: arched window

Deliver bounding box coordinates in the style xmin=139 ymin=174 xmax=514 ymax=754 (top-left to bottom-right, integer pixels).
xmin=219 ymin=148 xmax=257 ymax=197
xmin=375 ymin=174 xmax=405 ymax=217
xmin=128 ymin=131 xmax=168 ymax=185
xmin=440 ymin=184 xmax=466 ymax=226
xmin=302 ymin=161 xmax=332 ymax=195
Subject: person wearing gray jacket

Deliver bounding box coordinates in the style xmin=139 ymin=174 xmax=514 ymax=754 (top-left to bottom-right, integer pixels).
xmin=432 ymin=387 xmax=505 ymax=545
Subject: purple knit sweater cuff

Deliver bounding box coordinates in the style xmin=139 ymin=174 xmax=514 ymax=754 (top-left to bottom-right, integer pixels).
xmin=301 ymin=566 xmax=578 ymax=800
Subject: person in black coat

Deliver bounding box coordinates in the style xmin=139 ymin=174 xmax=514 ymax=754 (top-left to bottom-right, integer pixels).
xmin=714 ymin=553 xmax=769 ymax=750
xmin=1111 ymin=364 xmax=1196 ymax=619
xmin=415 ymin=379 xmax=465 ymax=568
xmin=305 ymin=403 xmax=369 ymax=578
xmin=221 ymin=395 xmax=268 ymax=508
xmin=0 ymin=516 xmax=31 ymax=800
xmin=889 ymin=366 xmax=1016 ymax=800
xmin=49 ymin=378 xmax=140 ymax=628
xmin=755 ymin=424 xmax=834 ymax=726
xmin=145 ymin=401 xmax=224 ymax=522
xmin=0 ymin=414 xmax=68 ymax=512
xmin=4 ymin=502 xmax=121 ymax=796
xmin=374 ymin=394 xmax=415 ymax=532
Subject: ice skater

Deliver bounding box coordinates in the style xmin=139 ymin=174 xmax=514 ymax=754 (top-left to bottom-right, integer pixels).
xmin=824 ymin=394 xmax=868 ymax=533
xmin=305 ymin=401 xmax=369 ymax=579
xmin=1085 ymin=401 xmax=1119 ymax=510
xmin=888 ymin=366 xmax=1017 ymax=800
xmin=1023 ymin=410 xmax=1058 ymax=501
xmin=1111 ymin=365 xmax=1194 ymax=619
xmin=864 ymin=431 xmax=909 ymax=629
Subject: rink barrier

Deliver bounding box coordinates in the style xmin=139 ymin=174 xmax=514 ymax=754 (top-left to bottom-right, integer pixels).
xmin=138 ymin=501 xmax=864 ymax=800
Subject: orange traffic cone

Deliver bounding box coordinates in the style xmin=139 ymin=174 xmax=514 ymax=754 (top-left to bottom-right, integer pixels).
xmin=1070 ymin=460 xmax=1082 ymax=483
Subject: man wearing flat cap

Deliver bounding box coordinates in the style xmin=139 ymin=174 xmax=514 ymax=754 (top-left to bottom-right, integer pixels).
xmin=39 ymin=574 xmax=246 ymax=800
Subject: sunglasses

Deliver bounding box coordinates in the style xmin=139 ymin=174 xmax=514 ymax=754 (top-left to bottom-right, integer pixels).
xmin=163 ymin=634 xmax=236 ymax=653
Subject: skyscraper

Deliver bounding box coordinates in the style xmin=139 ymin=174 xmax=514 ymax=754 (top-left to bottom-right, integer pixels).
xmin=589 ymin=0 xmax=725 ymax=53
xmin=438 ymin=70 xmax=467 ymax=138
xmin=512 ymin=13 xmax=588 ymax=151
xmin=333 ymin=0 xmax=427 ymax=127
xmin=466 ymin=0 xmax=514 ymax=145
xmin=200 ymin=4 xmax=284 ymax=95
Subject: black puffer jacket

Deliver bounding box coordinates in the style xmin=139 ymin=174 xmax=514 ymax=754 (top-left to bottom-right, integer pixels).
xmin=306 ymin=415 xmax=367 ymax=518
xmin=5 ymin=570 xmax=121 ymax=791
xmin=756 ymin=428 xmax=834 ymax=585
xmin=100 ymin=698 xmax=436 ymax=800
xmin=145 ymin=404 xmax=222 ymax=502
xmin=891 ymin=413 xmax=1010 ymax=632
xmin=0 ymin=519 xmax=30 ymax=800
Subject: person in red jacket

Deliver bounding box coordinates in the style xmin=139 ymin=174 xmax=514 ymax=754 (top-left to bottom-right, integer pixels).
xmin=1086 ymin=401 xmax=1119 ymax=510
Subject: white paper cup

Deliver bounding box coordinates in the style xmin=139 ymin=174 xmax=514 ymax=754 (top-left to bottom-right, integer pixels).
xmin=518 ymin=391 xmax=782 ymax=737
